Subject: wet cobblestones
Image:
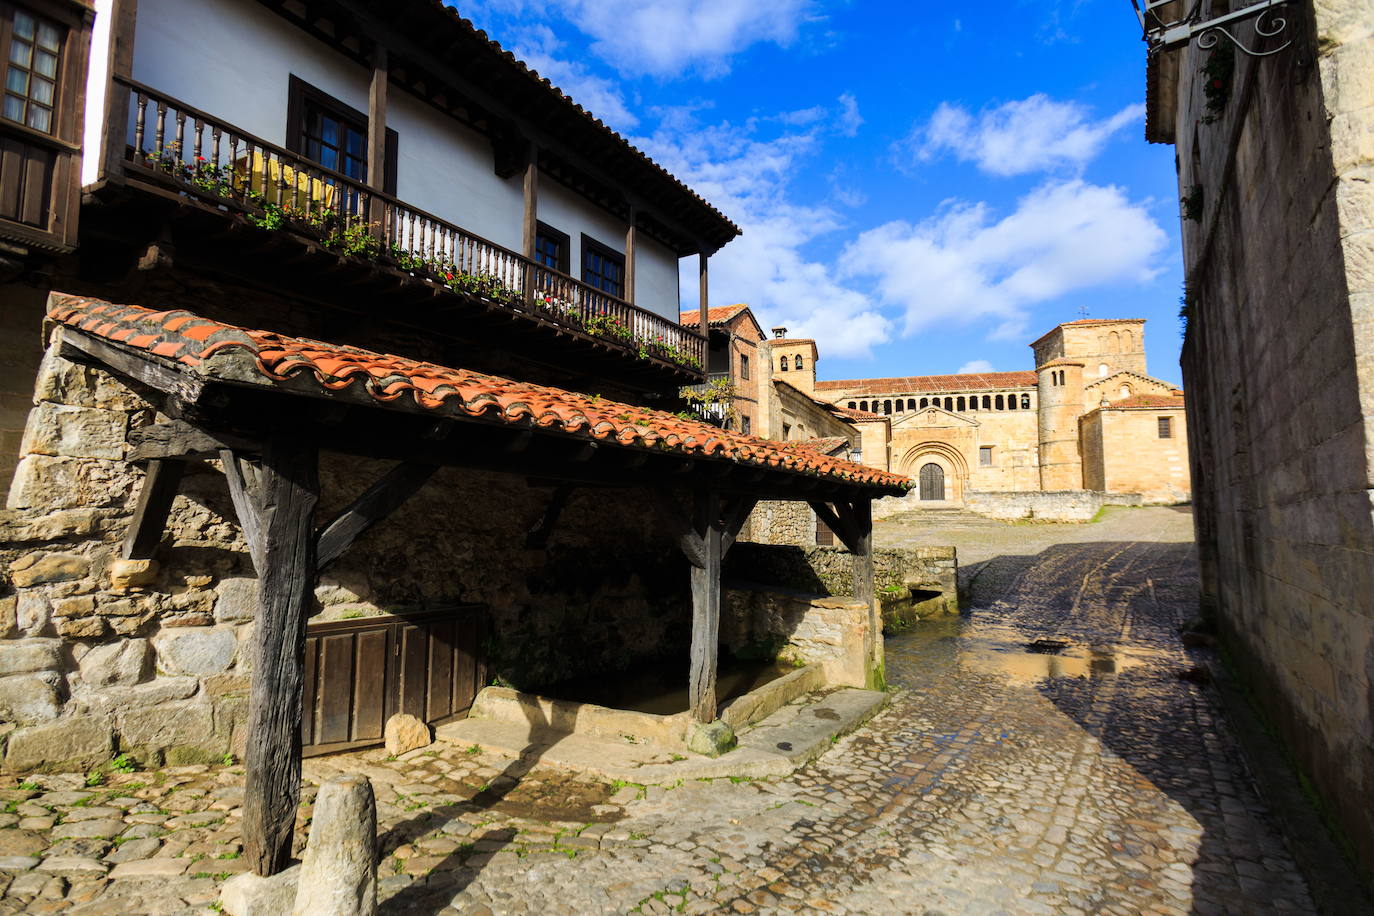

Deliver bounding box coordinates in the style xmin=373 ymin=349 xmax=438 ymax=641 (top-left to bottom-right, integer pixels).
xmin=0 ymin=508 xmax=1320 ymax=913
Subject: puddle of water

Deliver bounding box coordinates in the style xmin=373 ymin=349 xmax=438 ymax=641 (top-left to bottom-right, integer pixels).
xmin=536 ymin=657 xmax=794 ymax=716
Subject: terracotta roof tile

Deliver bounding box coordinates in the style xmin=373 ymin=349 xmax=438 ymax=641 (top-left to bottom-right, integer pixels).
xmin=48 ymin=295 xmax=910 ymax=493
xmin=787 ymin=437 xmax=850 ymax=456
xmin=679 ymin=305 xmax=749 ymax=327
xmin=1059 ymin=318 xmax=1144 ymax=326
xmin=815 ymin=371 xmax=1038 ymax=396
xmin=835 ymin=406 xmax=886 ymax=421
xmin=1106 ymin=394 xmax=1186 ymax=409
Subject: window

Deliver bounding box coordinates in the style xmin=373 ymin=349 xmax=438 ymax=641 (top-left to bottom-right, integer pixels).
xmin=533 ymin=221 xmax=570 ymax=273
xmin=1021 ymin=394 xmax=1031 ymax=409
xmin=883 ymin=400 xmax=892 ymax=414
xmin=1120 ymin=384 xmax=1133 ymax=398
xmin=1158 ymin=416 xmax=1173 ymax=439
xmin=780 ymin=356 xmax=789 ymax=372
xmin=741 ymin=415 xmax=751 ymax=435
xmin=979 ymin=446 xmax=993 ymax=467
xmin=3 ymin=6 xmax=62 ymax=133
xmin=581 ymin=235 xmax=625 ymax=297
xmin=286 ymin=76 xmax=397 ymax=193
xmin=919 ymin=398 xmax=928 ymax=409
xmin=956 ymin=396 xmax=966 ymax=412
xmin=907 ymin=399 xmax=916 ymax=411
xmin=995 ymin=394 xmax=1004 ymax=410
xmin=982 ymin=395 xmax=991 ymax=409
xmin=943 ymin=397 xmax=953 ymax=411
xmin=783 ymin=423 xmax=792 ymax=439
xmin=793 ymin=354 xmax=803 ymax=371
xmin=848 ymin=401 xmax=856 ymax=410
xmin=1099 ymin=363 xmax=1109 ymax=377
xmin=740 ymin=354 xmax=750 ymax=380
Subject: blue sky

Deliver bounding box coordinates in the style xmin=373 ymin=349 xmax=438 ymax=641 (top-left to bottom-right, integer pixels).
xmin=458 ymin=0 xmax=1184 ymax=386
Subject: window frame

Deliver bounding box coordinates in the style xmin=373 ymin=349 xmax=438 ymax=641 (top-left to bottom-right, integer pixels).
xmin=580 ymin=233 xmax=626 ymax=298
xmin=1158 ymin=416 xmax=1173 ymax=439
xmin=533 ymin=220 xmax=570 ymax=274
xmin=285 ymin=75 xmax=397 ymax=195
xmin=740 ymin=353 xmax=750 ymax=380
xmin=979 ymin=446 xmax=994 ymax=467
xmin=0 ymin=2 xmax=63 ymax=136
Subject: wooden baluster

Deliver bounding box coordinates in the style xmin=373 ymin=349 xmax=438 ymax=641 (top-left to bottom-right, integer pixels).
xmin=154 ymin=100 xmax=166 ymax=158
xmin=192 ymin=118 xmax=203 ymax=165
xmin=228 ymin=135 xmax=239 ymax=197
xmin=175 ymin=110 xmax=186 ymax=167
xmin=133 ymin=92 xmax=147 ymax=163
xmin=211 ymin=125 xmax=221 ymax=171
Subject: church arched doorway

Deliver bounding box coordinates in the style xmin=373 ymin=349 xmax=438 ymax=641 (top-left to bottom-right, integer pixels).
xmin=919 ymin=463 xmax=946 ymax=501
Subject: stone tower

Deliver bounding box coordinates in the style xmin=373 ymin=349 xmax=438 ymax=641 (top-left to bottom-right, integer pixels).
xmin=762 ymin=328 xmax=819 ymax=397
xmin=1036 ymin=359 xmax=1085 ymax=490
xmin=1030 ymin=319 xmax=1147 ymax=385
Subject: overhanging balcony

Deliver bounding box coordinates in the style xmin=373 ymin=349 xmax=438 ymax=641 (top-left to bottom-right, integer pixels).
xmin=84 ymin=78 xmax=708 ymax=389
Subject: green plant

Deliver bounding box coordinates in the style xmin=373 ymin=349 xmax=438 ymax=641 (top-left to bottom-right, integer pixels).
xmin=84 ymin=770 xmax=104 ymax=788
xmin=220 ymin=752 xmax=235 ymax=766
xmin=465 ymin=744 xmax=481 ymax=755
xmin=111 ymin=753 xmax=137 ymax=774
xmin=17 ymin=781 xmax=39 ymax=791
xmin=1200 ymin=42 xmax=1235 ymax=121
xmin=1180 ymin=185 xmax=1204 ymax=223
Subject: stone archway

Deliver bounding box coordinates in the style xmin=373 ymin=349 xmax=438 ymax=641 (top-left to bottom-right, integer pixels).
xmin=898 ymin=442 xmax=969 ymax=506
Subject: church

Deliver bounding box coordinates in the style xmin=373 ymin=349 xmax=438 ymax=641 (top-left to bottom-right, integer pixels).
xmin=684 ymin=308 xmax=1191 ymax=510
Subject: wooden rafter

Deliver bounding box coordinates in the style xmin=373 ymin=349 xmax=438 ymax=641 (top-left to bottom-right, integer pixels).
xmin=315 ymin=461 xmax=437 ymax=571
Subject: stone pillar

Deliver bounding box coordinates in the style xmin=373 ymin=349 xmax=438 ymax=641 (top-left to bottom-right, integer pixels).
xmin=291 ymin=775 xmax=377 ymax=916
xmin=1036 ymin=360 xmax=1085 ymax=490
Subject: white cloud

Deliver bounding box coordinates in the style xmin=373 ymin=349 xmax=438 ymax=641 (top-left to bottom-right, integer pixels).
xmin=836 ymin=93 xmax=862 ymax=137
xmin=633 ymin=112 xmax=891 ymax=358
xmin=956 ymin=359 xmax=996 ymax=374
xmin=841 ymin=179 xmax=1167 ymax=340
xmin=908 ymin=94 xmax=1144 ymax=176
xmin=507 ymin=24 xmax=640 ymax=130
xmin=475 ymin=0 xmax=817 ymax=79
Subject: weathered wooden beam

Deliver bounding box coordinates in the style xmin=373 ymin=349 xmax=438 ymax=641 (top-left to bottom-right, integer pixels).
xmin=522 ymin=145 xmax=538 ymax=258
xmin=720 ymin=495 xmax=757 ymax=557
xmin=525 ymin=485 xmax=573 ymax=549
xmin=840 ymin=498 xmax=875 ymax=607
xmin=128 ymin=420 xmax=258 ymax=461
xmin=366 ymin=45 xmax=388 ymax=229
xmin=808 ymin=500 xmax=857 ymax=552
xmin=58 ymin=332 xmax=204 ymax=406
xmin=624 ymin=205 xmax=637 ymax=305
xmin=220 ymin=449 xmax=265 ymax=571
xmin=242 ymin=438 xmax=319 ymax=877
xmin=315 ymin=461 xmax=437 ymax=571
xmin=121 ymin=459 xmax=185 ymax=560
xmin=698 ymin=251 xmax=708 ymax=313
xmin=688 ymin=488 xmax=723 ymax=724
xmin=651 ymin=489 xmax=705 ymax=569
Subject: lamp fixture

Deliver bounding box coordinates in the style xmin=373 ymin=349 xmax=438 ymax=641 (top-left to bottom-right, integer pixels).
xmin=1131 ymin=0 xmax=1295 ymax=57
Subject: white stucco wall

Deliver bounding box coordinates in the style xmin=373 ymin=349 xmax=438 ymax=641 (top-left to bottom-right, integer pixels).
xmin=635 ymin=233 xmax=681 ymax=322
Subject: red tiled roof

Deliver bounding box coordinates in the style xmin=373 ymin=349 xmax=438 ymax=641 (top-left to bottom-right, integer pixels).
xmin=679 ymin=305 xmax=749 ymax=327
xmin=766 ymin=339 xmax=817 ymax=347
xmin=834 ymin=406 xmax=886 ymax=421
xmin=788 ymin=437 xmax=850 ymax=456
xmin=48 ymin=296 xmax=910 ymax=493
xmin=815 ymin=371 xmax=1038 ymax=396
xmin=1059 ymin=318 xmax=1144 ymax=326
xmin=1107 ymin=394 xmax=1186 ymax=409
xmin=1036 ymin=359 xmax=1084 ymax=369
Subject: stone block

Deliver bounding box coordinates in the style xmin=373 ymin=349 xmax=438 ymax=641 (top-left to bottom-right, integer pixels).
xmin=68 ymin=676 xmax=198 ymax=716
xmin=684 ymin=720 xmax=736 ymax=758
xmin=53 ymin=596 xmax=94 ymax=618
xmin=0 ymin=640 xmax=58 ymax=676
xmin=78 ymin=639 xmax=149 ymax=687
xmin=0 ymin=673 xmax=59 ymax=723
xmin=383 ymin=714 xmax=431 ymax=756
xmin=117 ymin=698 xmax=214 ymax=752
xmin=292 ymin=776 xmax=377 ymax=916
xmin=15 ymin=593 xmax=51 ymax=636
xmin=7 ymin=454 xmax=137 ymax=512
xmin=3 ymin=716 xmax=113 ymax=773
xmin=152 ymin=627 xmax=237 ymax=676
xmin=16 ymin=509 xmax=102 ymax=542
xmin=18 ymin=403 xmax=126 ymax=461
xmin=56 ymin=616 xmax=106 ymax=639
xmin=108 ymin=559 xmax=158 ymax=590
xmin=0 ymin=596 xmax=14 ymax=639
xmin=8 ymin=552 xmax=89 ymax=587
xmin=108 ymin=858 xmax=190 ymax=879
xmin=32 ymin=346 xmax=143 ymax=412
xmin=222 ymin=864 xmax=301 ymax=916
xmin=214 ymin=577 xmax=258 ymax=622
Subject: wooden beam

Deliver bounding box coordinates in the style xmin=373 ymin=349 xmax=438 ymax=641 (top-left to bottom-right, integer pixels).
xmin=128 ymin=420 xmax=258 ymax=461
xmin=220 ymin=449 xmax=265 ymax=571
xmin=688 ymin=488 xmax=722 ymax=724
xmin=525 ymin=484 xmax=573 ymax=549
xmin=242 ymin=438 xmax=319 ymax=877
xmin=848 ymin=497 xmax=874 ymax=609
xmin=522 ymin=145 xmax=539 ymax=258
xmin=121 ymin=459 xmax=184 ymax=560
xmin=650 ymin=488 xmax=705 ymax=569
xmin=698 ymin=251 xmax=709 ymax=314
xmin=101 ymin=0 xmax=139 ymax=180
xmin=720 ymin=495 xmax=757 ymax=557
xmin=315 ymin=461 xmax=437 ymax=571
xmin=624 ymin=205 xmax=637 ymax=305
xmin=808 ymin=500 xmax=857 ymax=552
xmin=58 ymin=332 xmax=204 ymax=406
xmin=366 ymin=46 xmax=388 ymax=228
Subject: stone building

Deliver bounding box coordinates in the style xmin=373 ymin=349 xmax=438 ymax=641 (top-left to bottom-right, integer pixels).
xmin=679 ymin=304 xmax=764 ymax=435
xmin=0 ymin=0 xmax=911 ymax=879
xmin=1141 ymin=0 xmax=1374 ymax=874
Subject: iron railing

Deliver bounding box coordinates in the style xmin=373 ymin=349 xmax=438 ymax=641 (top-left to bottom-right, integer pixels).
xmin=114 ymin=77 xmax=707 ymax=373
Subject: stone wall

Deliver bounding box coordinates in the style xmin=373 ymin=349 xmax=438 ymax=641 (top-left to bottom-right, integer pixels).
xmin=739 ymin=499 xmax=815 ymax=547
xmin=963 ymin=489 xmax=1143 ymax=522
xmin=725 ymin=542 xmax=957 ymax=615
xmin=0 ymin=345 xmax=694 ymax=772
xmin=1082 ymin=407 xmax=1191 ymax=504
xmin=721 ymin=588 xmax=875 ymax=690
xmin=1167 ymin=0 xmax=1374 ymax=874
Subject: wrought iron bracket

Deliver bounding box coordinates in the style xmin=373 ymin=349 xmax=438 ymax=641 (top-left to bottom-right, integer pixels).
xmin=1132 ymin=0 xmax=1295 ymax=57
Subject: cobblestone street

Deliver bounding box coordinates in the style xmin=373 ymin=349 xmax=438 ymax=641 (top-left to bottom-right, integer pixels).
xmin=0 ymin=507 xmax=1323 ymax=914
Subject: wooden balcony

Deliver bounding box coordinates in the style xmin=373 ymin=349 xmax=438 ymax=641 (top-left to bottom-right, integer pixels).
xmin=87 ymin=78 xmax=707 ymax=386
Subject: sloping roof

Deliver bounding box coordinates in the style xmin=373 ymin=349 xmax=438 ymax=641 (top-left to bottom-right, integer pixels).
xmin=815 ymin=371 xmax=1038 ymax=396
xmin=1036 ymin=359 xmax=1084 ymax=369
xmin=787 ymin=437 xmax=851 ymax=457
xmin=834 ymin=406 xmax=886 ymax=422
xmin=1107 ymin=394 xmax=1186 ymax=409
xmin=1059 ymin=318 xmax=1145 ymax=327
xmin=679 ymin=305 xmax=749 ymax=327
xmin=48 ymin=296 xmax=910 ymax=492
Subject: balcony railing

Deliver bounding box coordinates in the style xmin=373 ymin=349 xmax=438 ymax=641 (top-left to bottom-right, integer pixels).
xmin=682 ymin=371 xmax=734 ymax=426
xmin=112 ymin=77 xmax=707 ymax=375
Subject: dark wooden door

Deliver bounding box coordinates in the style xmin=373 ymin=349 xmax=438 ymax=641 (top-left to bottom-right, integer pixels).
xmin=302 ymin=605 xmax=484 ymax=756
xmin=919 ymin=463 xmax=945 ymax=501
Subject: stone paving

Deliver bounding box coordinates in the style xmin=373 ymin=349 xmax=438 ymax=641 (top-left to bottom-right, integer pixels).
xmin=0 ymin=507 xmax=1323 ymax=914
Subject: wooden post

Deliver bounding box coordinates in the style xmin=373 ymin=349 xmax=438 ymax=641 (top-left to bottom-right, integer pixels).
xmin=698 ymin=251 xmax=709 ymax=314
xmin=101 ymin=0 xmax=139 ymax=180
xmin=624 ymin=205 xmax=637 ymax=305
xmin=522 ymin=145 xmax=539 ymax=301
xmin=688 ymin=488 xmax=722 ymax=724
xmin=366 ymin=46 xmax=388 ymax=231
xmin=850 ymin=498 xmax=874 ymax=608
xmin=121 ymin=459 xmax=184 ymax=560
xmin=241 ymin=438 xmax=319 ymax=877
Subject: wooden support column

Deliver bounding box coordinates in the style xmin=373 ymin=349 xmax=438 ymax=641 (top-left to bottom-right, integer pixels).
xmin=121 ymin=459 xmax=184 ymax=560
xmin=239 ymin=438 xmax=319 ymax=877
xmin=101 ymin=0 xmax=139 ymax=179
xmin=688 ymin=488 xmax=722 ymax=724
xmin=522 ymin=144 xmax=539 ymax=301
xmin=850 ymin=498 xmax=874 ymax=608
xmin=366 ymin=46 xmax=389 ymax=230
xmin=698 ymin=251 xmax=709 ymax=314
xmin=624 ymin=205 xmax=637 ymax=305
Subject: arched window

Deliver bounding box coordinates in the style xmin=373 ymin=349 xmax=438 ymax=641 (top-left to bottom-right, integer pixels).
xmin=907 ymin=399 xmax=916 ymax=411
xmin=1123 ymin=330 xmax=1134 ymax=351
xmin=919 ymin=398 xmax=928 ymax=408
xmin=848 ymin=402 xmax=856 ymax=410
xmin=968 ymin=396 xmax=977 ymax=411
xmin=943 ymin=397 xmax=953 ymax=411
xmin=1109 ymin=331 xmax=1121 ymax=353
xmin=982 ymin=395 xmax=991 ymax=409
xmin=1021 ymin=394 xmax=1031 ymax=409
xmin=794 ymin=354 xmax=804 ymax=370
xmin=883 ymin=399 xmax=892 ymax=414
xmin=956 ymin=396 xmax=966 ymax=412
xmin=780 ymin=356 xmax=789 ymax=371
xmin=995 ymin=394 xmax=1004 ymax=410
xmin=1120 ymin=384 xmax=1132 ymax=399
xmin=859 ymin=401 xmax=868 ymax=412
